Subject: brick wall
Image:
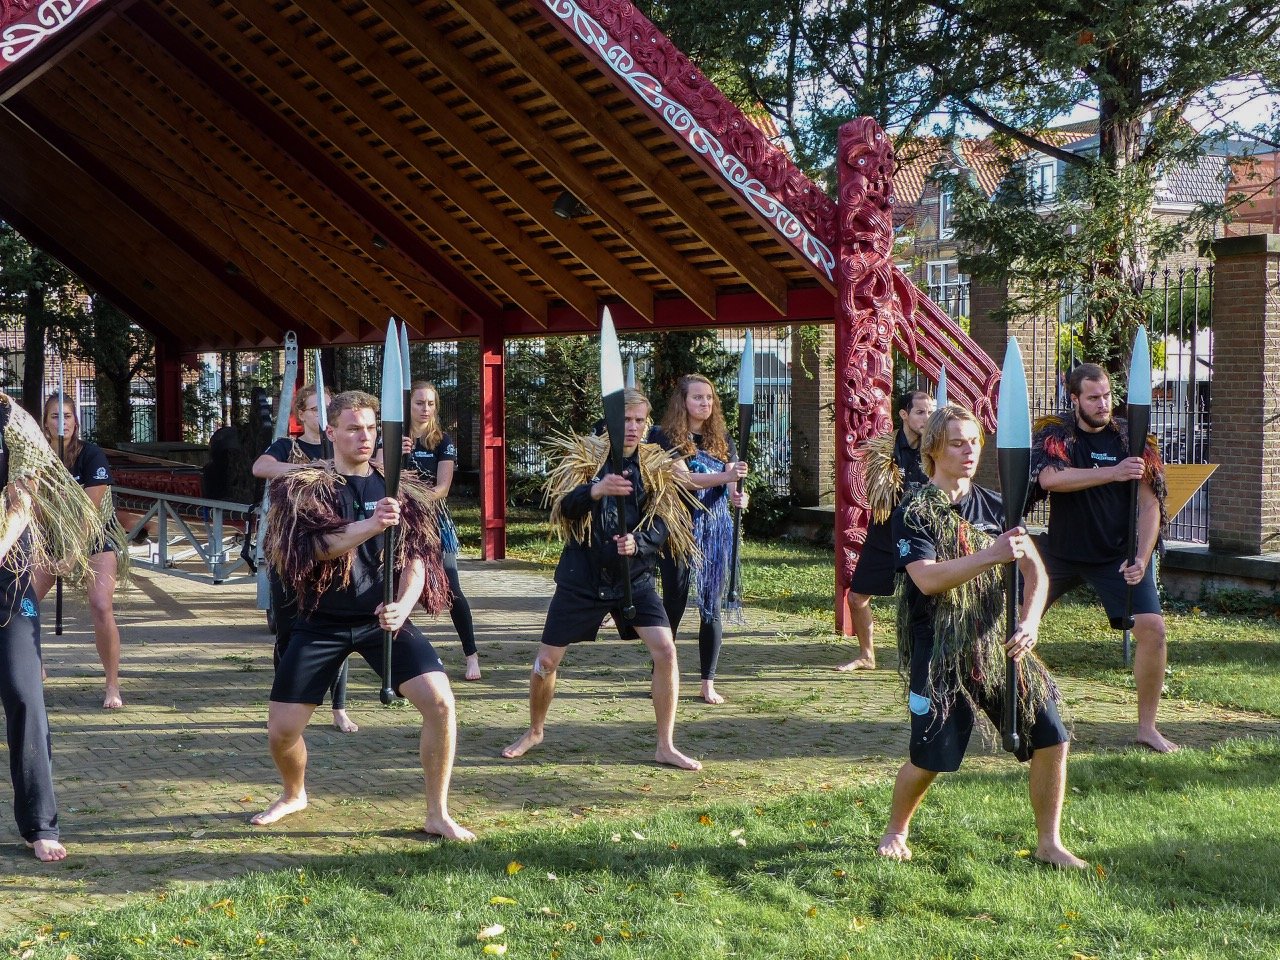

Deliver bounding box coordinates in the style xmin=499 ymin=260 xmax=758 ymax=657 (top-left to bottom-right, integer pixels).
xmin=790 ymin=325 xmax=835 ymax=505
xmin=1208 ymin=234 xmax=1280 ymax=553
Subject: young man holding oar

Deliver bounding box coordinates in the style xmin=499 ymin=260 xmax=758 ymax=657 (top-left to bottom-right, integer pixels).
xmin=877 ymin=405 xmax=1085 ymax=869
xmin=252 ymin=390 xmax=473 ymax=841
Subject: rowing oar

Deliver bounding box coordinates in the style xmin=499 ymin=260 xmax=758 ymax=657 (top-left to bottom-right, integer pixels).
xmin=1120 ymin=326 xmax=1152 ymax=667
xmin=398 ymin=319 xmax=412 ymax=468
xmin=314 ymin=350 xmax=332 ymax=460
xmin=599 ymin=307 xmax=636 ymax=620
xmin=936 ymin=364 xmax=948 ymax=407
xmin=54 ymin=354 xmax=65 ymax=636
xmin=996 ymin=337 xmax=1033 ymax=755
xmin=379 ymin=319 xmax=405 ymax=705
xmin=725 ymin=331 xmax=754 ymax=611
xmin=625 ymin=356 xmax=636 ymax=391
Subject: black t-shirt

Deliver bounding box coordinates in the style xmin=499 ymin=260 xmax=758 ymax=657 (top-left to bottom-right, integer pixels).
xmin=893 ymin=484 xmax=1005 ymax=644
xmin=1042 ymin=424 xmax=1130 ymax=564
xmin=408 ymin=432 xmax=457 ymax=486
xmin=70 ymin=442 xmax=112 ymax=488
xmin=649 ymin=427 xmax=738 ymax=513
xmin=308 ymin=471 xmax=389 ymax=623
xmin=263 ymin=437 xmax=324 ymax=463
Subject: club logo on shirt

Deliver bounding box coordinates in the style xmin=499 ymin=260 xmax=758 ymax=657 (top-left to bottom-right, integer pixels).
xmin=445 ymin=443 xmax=456 ymax=457
xmin=364 ymin=501 xmax=378 ymax=515
xmin=898 ymin=538 xmax=910 ymax=558
xmin=1090 ymin=451 xmax=1118 ymax=465
xmin=20 ymin=598 xmax=36 ymax=618
xmin=94 ymin=467 xmax=109 ymax=480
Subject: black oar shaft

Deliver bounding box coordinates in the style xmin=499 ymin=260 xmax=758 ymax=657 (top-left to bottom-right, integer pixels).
xmin=55 ymin=433 xmax=64 ymax=635
xmin=379 ymin=421 xmax=403 ymax=705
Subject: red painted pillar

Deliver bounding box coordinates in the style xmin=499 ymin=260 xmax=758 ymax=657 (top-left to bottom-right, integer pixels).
xmin=479 ymin=318 xmax=507 ymax=560
xmin=154 ymin=338 xmax=184 ymax=442
xmin=833 ymin=119 xmax=898 ymax=635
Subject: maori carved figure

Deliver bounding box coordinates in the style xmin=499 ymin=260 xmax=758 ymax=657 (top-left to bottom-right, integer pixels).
xmin=835 ymin=118 xmax=899 ymax=593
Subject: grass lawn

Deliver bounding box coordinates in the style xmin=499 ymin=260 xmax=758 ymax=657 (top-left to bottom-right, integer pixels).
xmin=12 ymin=740 xmax=1280 ymax=958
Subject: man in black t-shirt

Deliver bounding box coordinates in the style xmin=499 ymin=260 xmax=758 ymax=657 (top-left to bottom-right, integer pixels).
xmin=836 ymin=389 xmax=934 ymax=672
xmin=252 ymin=391 xmax=473 ymax=841
xmin=1032 ymin=363 xmax=1176 ymax=754
xmin=877 ymin=405 xmax=1084 ymax=869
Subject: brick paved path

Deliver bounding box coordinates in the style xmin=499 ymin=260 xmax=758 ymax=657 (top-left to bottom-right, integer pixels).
xmin=1 ymin=561 xmax=1274 ymax=926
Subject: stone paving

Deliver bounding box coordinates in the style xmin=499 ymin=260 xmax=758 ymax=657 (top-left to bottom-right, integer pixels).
xmin=1 ymin=560 xmax=1275 ymax=928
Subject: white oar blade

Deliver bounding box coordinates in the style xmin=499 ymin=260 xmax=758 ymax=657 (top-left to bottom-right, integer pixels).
xmin=1127 ymin=326 xmax=1152 ymax=406
xmin=381 ymin=319 xmax=404 ymax=421
xmin=600 ymin=307 xmax=624 ymax=396
xmin=737 ymin=331 xmax=755 ymax=406
xmin=996 ymin=337 xmax=1031 ymax=450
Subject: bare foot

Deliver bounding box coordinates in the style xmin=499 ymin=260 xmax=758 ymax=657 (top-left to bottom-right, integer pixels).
xmin=502 ymin=728 xmax=544 ymax=759
xmin=464 ymin=654 xmax=482 ymax=682
xmin=1033 ymin=844 xmax=1089 ymax=870
xmin=27 ymin=838 xmax=67 ymax=862
xmin=655 ymin=746 xmax=702 ymax=770
xmin=332 ymin=709 xmax=359 ymax=733
xmin=700 ymin=680 xmax=726 ymax=705
xmin=876 ymin=831 xmax=911 ymax=861
xmin=1136 ymin=729 xmax=1179 ymax=753
xmin=250 ymin=793 xmax=308 ymax=826
xmin=421 ymin=815 xmax=477 ymax=842
xmin=103 ymin=686 xmax=124 ymax=709
xmin=835 ymin=656 xmax=876 ymax=672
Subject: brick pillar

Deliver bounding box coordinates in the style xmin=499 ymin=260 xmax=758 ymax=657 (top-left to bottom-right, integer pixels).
xmin=967 ymin=280 xmax=1058 ymax=493
xmin=789 ymin=324 xmax=835 ymax=505
xmin=1208 ymin=234 xmax=1280 ymax=554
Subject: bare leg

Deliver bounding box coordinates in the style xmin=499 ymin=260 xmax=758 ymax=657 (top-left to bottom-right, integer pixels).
xmin=399 ymin=671 xmax=474 ymax=841
xmin=835 ymin=592 xmax=876 ymax=671
xmin=251 ymin=701 xmax=316 ymax=825
xmin=86 ymin=551 xmax=123 ymax=708
xmin=502 ymin=644 xmax=565 ymax=759
xmin=876 ymin=761 xmax=937 ymax=860
xmin=1132 ymin=613 xmax=1177 ymax=752
xmin=639 ymin=626 xmax=701 ymax=770
xmin=27 ymin=838 xmax=67 ymax=862
xmin=1029 ymin=742 xmax=1088 ymax=868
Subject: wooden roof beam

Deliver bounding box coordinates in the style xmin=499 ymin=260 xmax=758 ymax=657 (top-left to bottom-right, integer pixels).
xmin=452 ymin=0 xmax=789 ymax=315
xmin=0 ymin=119 xmax=259 ymax=348
xmin=203 ymin=0 xmax=562 ymax=327
xmin=34 ymin=65 xmax=358 ymax=343
xmin=363 ymin=0 xmax=703 ymax=320
xmin=1 ymin=101 xmax=280 ymax=345
xmin=126 ymin=3 xmax=495 ymax=331
xmin=298 ymin=0 xmax=655 ymax=323
xmin=108 ymin=19 xmax=461 ymax=337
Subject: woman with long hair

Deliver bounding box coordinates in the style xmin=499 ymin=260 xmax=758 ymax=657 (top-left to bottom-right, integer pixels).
xmin=33 ymin=393 xmax=125 ymax=710
xmin=651 ymin=374 xmax=748 ymax=705
xmin=404 ymin=381 xmax=480 ymax=681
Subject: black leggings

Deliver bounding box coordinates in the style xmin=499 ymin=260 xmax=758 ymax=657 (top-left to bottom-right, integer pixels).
xmin=444 ymin=553 xmax=477 ymax=657
xmin=657 ymin=552 xmax=723 ymax=681
xmin=270 ymin=573 xmax=348 ymax=709
xmin=0 ymin=578 xmax=59 ymax=842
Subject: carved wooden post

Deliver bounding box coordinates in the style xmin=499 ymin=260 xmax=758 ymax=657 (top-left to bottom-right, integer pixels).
xmin=834 ymin=118 xmax=899 ymax=634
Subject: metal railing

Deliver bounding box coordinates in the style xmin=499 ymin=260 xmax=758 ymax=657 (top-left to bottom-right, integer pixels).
xmin=114 ymin=487 xmax=256 ymax=584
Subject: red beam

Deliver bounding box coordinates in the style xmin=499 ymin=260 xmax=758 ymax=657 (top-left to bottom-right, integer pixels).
xmin=479 ymin=316 xmax=507 ymax=559
xmin=153 ymin=335 xmax=184 ymax=442
xmin=122 ymin=4 xmax=500 ymax=326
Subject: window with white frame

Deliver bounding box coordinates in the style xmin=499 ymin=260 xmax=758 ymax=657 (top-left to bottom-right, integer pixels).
xmin=926 ymin=260 xmax=969 ymax=318
xmin=938 ymin=190 xmax=954 ymax=238
xmin=1030 ymin=158 xmax=1057 ymax=201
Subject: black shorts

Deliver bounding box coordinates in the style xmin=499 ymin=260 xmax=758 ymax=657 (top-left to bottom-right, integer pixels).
xmin=1038 ymin=537 xmax=1162 ymax=627
xmin=848 ymin=528 xmax=898 ymax=597
xmin=270 ymin=618 xmax=444 ymax=704
xmin=541 ymin=581 xmax=669 ymax=647
xmin=907 ymin=639 xmax=1069 ymax=771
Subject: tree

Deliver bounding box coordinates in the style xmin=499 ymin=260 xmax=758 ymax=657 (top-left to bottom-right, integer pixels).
xmin=645 ymin=0 xmax=1280 ymax=375
xmin=61 ymin=297 xmax=154 ymax=447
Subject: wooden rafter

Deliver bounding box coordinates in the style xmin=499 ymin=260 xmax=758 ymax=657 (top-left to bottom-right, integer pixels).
xmin=164 ymin=2 xmax=553 ymax=328
xmin=268 ymin=0 xmax=606 ymax=324
xmin=36 ymin=60 xmax=367 ymax=343
xmin=104 ymin=25 xmax=462 ymax=337
xmin=449 ymin=0 xmax=789 ymax=315
xmin=1 ymin=101 xmax=283 ymax=344
xmin=127 ymin=3 xmax=499 ymax=329
xmin=368 ymin=0 xmax=721 ymax=325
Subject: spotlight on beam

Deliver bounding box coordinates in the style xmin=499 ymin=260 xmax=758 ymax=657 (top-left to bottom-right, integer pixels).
xmin=552 ymin=190 xmax=591 ymax=220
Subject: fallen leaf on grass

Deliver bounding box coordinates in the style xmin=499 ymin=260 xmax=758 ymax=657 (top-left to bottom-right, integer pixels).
xmin=1014 ymin=849 xmax=1030 ymax=857
xmin=490 ymin=896 xmax=519 ymax=906
xmin=1095 ymin=863 xmax=1108 ymax=881
xmin=832 ymin=869 xmax=846 ymax=878
xmin=849 ymin=918 xmax=867 ymax=932
xmin=238 ymin=796 xmax=254 ymax=803
xmin=482 ymin=944 xmax=507 ymax=956
xmin=729 ymin=828 xmax=744 ymax=838
xmin=546 ymin=872 xmax=558 ymax=881
xmin=478 ymin=924 xmax=505 ymax=941
xmin=698 ymin=814 xmax=713 ymax=826
xmin=506 ymin=861 xmax=524 ymax=875
xmin=806 ymin=907 xmax=819 ymax=918
xmin=631 ymin=830 xmax=647 ymax=840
